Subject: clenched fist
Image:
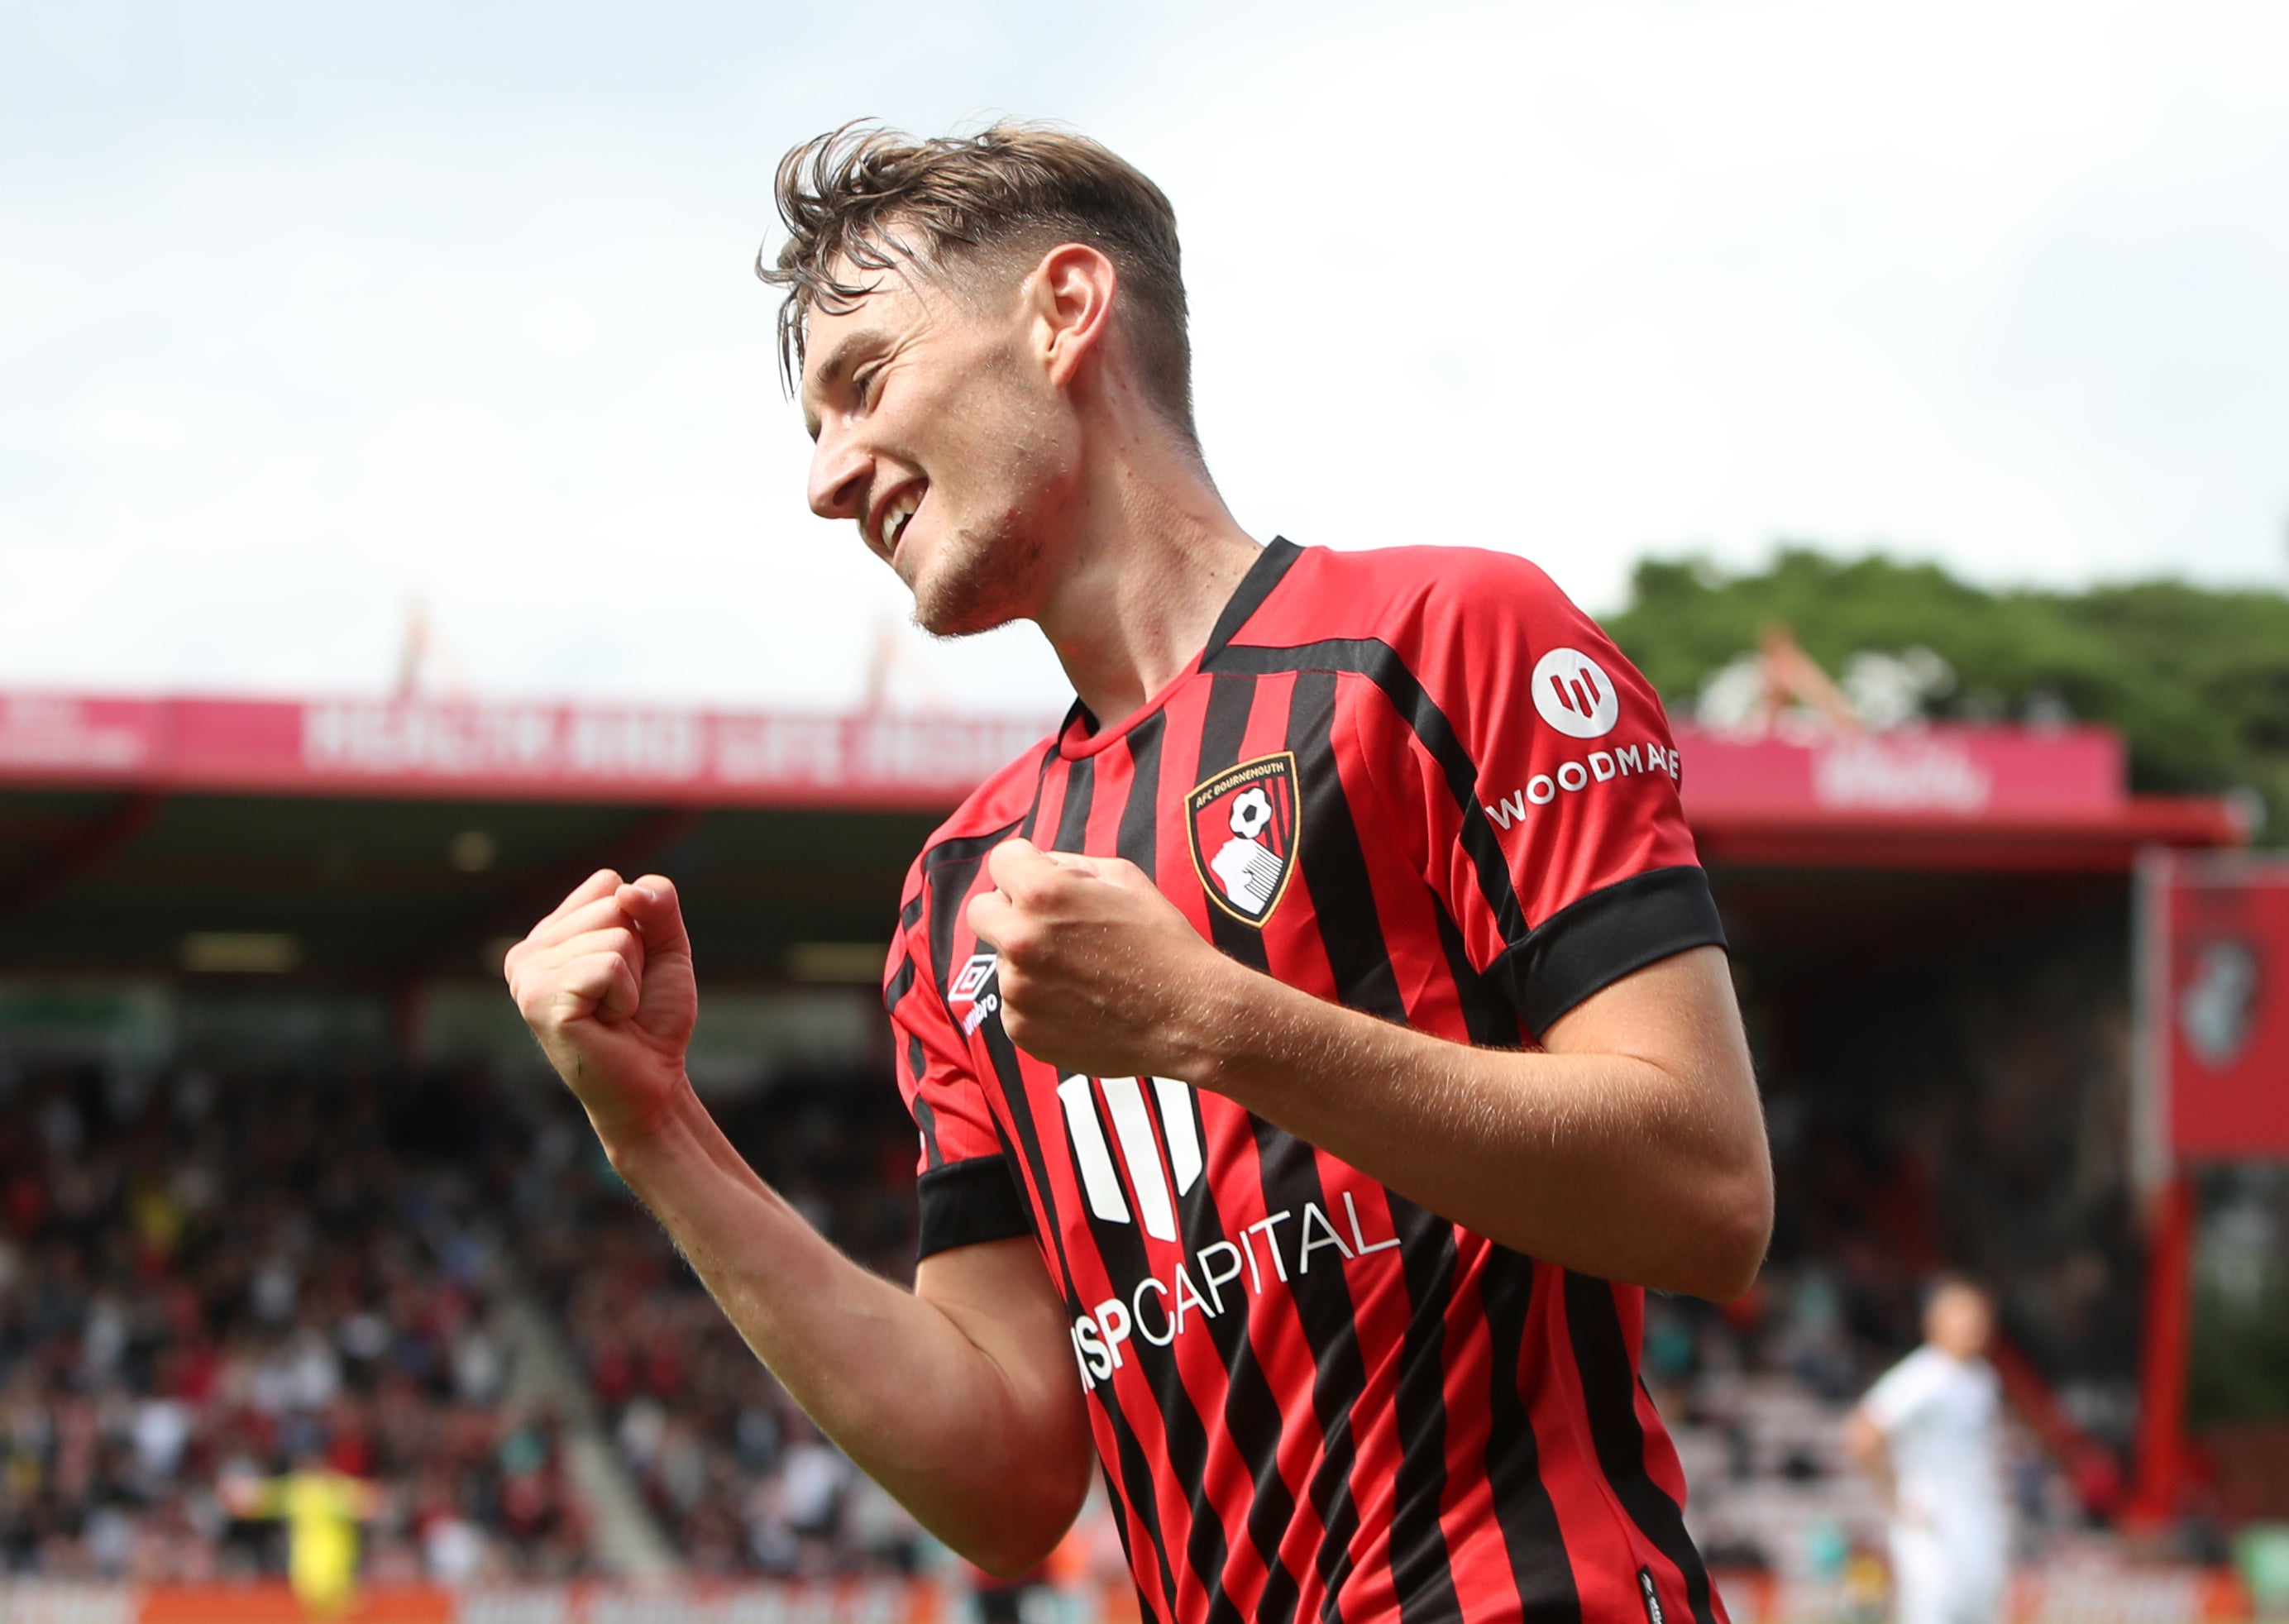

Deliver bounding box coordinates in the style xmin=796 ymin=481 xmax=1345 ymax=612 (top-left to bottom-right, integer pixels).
xmin=965 ymin=839 xmax=1240 ymax=1083
xmin=505 ymin=868 xmax=696 ymax=1144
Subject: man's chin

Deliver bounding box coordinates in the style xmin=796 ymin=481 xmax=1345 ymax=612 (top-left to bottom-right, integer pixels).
xmin=907 ymin=534 xmax=1037 ymax=639
xmin=910 ymin=595 xmax=1021 ymax=640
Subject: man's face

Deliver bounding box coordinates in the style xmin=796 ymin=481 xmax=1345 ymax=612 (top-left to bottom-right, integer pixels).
xmin=800 ymin=251 xmax=1078 ymax=637
xmin=1925 ymin=1284 xmax=1992 ymax=1359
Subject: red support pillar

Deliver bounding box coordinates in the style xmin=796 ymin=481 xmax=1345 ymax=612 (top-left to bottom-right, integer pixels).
xmin=2127 ymin=1171 xmax=2195 ymax=1527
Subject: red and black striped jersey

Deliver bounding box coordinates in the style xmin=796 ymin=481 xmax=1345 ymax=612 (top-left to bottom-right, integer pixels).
xmin=883 ymin=540 xmax=1729 ymax=1624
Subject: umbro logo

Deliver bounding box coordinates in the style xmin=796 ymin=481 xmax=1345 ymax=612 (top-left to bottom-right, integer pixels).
xmin=949 ymin=952 xmax=999 ymax=1036
xmin=949 ymin=952 xmax=996 ymax=1004
xmin=1056 ymin=1074 xmax=1202 ymax=1243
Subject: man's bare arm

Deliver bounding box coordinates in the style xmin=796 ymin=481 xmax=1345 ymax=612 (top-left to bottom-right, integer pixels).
xmin=1844 ymin=1407 xmax=1895 ymax=1513
xmin=971 ymin=842 xmax=1771 ymax=1300
xmin=508 ymin=871 xmax=1093 ymax=1575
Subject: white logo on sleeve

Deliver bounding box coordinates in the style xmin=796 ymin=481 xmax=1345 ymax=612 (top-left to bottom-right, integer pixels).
xmin=1531 ymin=647 xmax=1620 ymax=738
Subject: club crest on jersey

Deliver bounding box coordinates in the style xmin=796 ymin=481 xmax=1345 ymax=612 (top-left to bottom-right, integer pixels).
xmin=1186 ymin=752 xmax=1299 ymax=924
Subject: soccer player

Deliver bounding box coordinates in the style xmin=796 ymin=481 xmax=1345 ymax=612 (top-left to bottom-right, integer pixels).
xmin=1847 ymin=1278 xmax=2009 ymax=1624
xmin=507 ymin=122 xmax=1772 ymax=1622
xmin=221 ymin=1450 xmax=383 ymax=1619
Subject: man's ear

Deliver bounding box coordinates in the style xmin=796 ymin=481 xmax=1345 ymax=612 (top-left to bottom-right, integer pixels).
xmin=1026 ymin=242 xmax=1119 ymax=392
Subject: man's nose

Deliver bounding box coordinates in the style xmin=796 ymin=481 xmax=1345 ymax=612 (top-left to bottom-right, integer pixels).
xmin=808 ymin=423 xmax=869 ymax=522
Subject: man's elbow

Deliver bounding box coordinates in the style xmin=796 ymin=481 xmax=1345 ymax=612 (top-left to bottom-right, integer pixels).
xmin=954 ymin=1448 xmax=1093 ymax=1579
xmin=964 ymin=1507 xmax=1078 ymax=1580
xmin=1684 ymin=1160 xmax=1773 ymax=1302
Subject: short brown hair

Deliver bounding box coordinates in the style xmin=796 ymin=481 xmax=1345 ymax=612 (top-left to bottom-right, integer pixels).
xmin=758 ymin=121 xmax=1195 ymax=441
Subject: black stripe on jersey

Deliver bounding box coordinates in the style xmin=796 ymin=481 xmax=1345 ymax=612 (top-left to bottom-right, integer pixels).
xmin=1493 ymin=866 xmax=1726 ymax=1039
xmin=1064 ymin=744 xmax=1251 ymax=1624
xmin=921 ymin=821 xmax=1022 ymax=1005
xmin=1063 ymin=1078 xmax=1240 ymax=1624
xmin=906 ymin=1035 xmax=943 ymax=1170
xmin=1479 ymin=1253 xmax=1581 ymax=1622
xmin=1278 ymin=669 xmax=1399 ymax=1620
xmin=1202 ymin=537 xmax=1303 ymax=661
xmin=1286 ymin=669 xmax=1403 ymax=1021
xmin=1562 ymin=1274 xmax=1718 ymax=1624
xmin=1019 ymin=737 xmax=1063 ymax=841
xmin=1430 ymin=895 xmax=1522 ymax=1050
xmin=1170 ymin=670 xmax=1309 ymax=1624
xmin=1050 ymin=750 xmax=1097 ymax=853
xmin=1383 ymin=1193 xmax=1463 ymax=1624
xmin=884 ymin=955 xmax=950 ymax=1171
xmin=1271 ymin=664 xmax=1464 ymax=1623
xmin=1202 ymin=638 xmax=1530 ymax=948
xmin=921 ymin=761 xmax=1182 ymax=1622
xmin=1116 ymin=711 xmax=1166 ymax=869
xmin=884 ymin=951 xmax=918 ymax=1015
xmin=915 ymin=1158 xmax=1034 ymax=1257
xmin=977 ymin=1007 xmax=1187 ymax=1622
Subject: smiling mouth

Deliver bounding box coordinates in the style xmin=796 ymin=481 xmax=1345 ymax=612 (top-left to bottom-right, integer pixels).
xmin=878 ymin=484 xmax=925 ymax=558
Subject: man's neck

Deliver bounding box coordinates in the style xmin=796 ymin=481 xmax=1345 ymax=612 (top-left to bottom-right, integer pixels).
xmin=1030 ymin=431 xmax=1262 ymax=729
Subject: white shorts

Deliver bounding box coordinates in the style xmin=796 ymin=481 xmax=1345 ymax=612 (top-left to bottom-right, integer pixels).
xmin=1890 ymin=1512 xmax=2006 ymax=1624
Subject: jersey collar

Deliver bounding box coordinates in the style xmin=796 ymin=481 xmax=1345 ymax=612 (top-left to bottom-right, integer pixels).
xmin=1058 ymin=536 xmax=1305 ymax=758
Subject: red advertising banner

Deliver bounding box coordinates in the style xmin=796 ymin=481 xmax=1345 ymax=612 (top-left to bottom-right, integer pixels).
xmin=1671 ymin=722 xmax=2124 ymax=824
xmin=0 ymin=690 xmax=1062 ymax=810
xmin=2143 ymin=853 xmax=2289 ymax=1159
xmin=0 ymin=689 xmax=2138 ymax=825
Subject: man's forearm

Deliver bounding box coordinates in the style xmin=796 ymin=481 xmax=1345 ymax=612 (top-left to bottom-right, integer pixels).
xmin=1177 ymin=951 xmax=1771 ymax=1298
xmin=597 ymin=1084 xmax=1091 ymax=1572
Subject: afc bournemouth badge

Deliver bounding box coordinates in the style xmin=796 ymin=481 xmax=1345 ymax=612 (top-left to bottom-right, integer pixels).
xmin=1186 ymin=752 xmax=1299 ymax=924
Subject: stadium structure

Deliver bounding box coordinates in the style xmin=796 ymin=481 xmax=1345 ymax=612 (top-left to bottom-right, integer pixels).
xmin=0 ymin=684 xmax=2282 ymax=1624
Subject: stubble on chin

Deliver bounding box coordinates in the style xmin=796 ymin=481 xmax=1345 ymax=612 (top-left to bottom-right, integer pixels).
xmin=910 ymin=521 xmax=1044 ymax=639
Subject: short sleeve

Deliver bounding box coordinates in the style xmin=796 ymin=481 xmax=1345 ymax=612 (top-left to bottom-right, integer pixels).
xmin=884 ymin=941 xmax=1032 ymax=1259
xmin=1389 ymin=552 xmax=1725 ymax=1037
xmin=1861 ymin=1351 xmax=1940 ymax=1433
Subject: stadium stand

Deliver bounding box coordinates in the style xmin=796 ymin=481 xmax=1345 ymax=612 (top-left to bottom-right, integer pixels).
xmin=0 ymin=694 xmax=2265 ymax=1618
xmin=516 ymin=1072 xmax=929 ymax=1578
xmin=0 ymin=1058 xmax=587 ymax=1583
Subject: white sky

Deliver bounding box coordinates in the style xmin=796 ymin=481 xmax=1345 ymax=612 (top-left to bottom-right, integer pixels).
xmin=4 ymin=0 xmax=2286 ymax=714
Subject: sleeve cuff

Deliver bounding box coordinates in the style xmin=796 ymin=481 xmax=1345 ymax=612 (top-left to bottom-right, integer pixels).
xmin=1492 ymin=865 xmax=1728 ymax=1039
xmin=916 ymin=1156 xmax=1034 ymax=1259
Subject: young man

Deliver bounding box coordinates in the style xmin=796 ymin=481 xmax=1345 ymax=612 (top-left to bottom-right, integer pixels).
xmin=507 ymin=122 xmax=1771 ymax=1623
xmin=1847 ymin=1279 xmax=2009 ymax=1624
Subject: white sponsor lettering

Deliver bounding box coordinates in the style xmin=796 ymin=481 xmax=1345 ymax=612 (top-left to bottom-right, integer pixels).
xmin=1133 ymin=1278 xmax=1175 ymax=1346
xmin=1070 ymin=1190 xmax=1406 ymax=1392
xmin=1297 ymin=1203 xmax=1354 ymax=1273
xmin=1240 ymin=1211 xmax=1294 ymax=1287
xmin=1812 ymin=736 xmax=1990 ymax=814
xmin=1343 ymin=1192 xmax=1403 ymax=1255
xmin=1093 ymin=1297 xmax=1132 ymax=1369
xmin=1482 ymin=738 xmax=1680 ymax=830
xmin=1059 ymin=1075 xmax=1203 ymax=1240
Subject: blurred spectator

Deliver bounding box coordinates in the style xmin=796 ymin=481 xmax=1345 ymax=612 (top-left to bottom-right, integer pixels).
xmin=0 ymin=1059 xmax=583 ymax=1581
xmin=520 ymin=1072 xmax=926 ymax=1577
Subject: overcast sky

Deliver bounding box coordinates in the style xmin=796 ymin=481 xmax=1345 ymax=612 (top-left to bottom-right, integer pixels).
xmin=4 ymin=0 xmax=2286 ymax=715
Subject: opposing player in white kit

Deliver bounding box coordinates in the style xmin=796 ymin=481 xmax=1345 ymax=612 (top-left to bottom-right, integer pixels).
xmin=1847 ymin=1278 xmax=2010 ymax=1624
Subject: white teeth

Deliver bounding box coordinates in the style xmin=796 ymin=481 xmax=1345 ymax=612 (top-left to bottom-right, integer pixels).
xmin=882 ymin=492 xmax=920 ymax=550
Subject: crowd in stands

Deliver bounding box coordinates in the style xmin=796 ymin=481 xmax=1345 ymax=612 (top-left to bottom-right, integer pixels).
xmin=1646 ymin=910 xmax=2147 ymax=1580
xmin=0 ymin=907 xmax=2162 ymax=1586
xmin=0 ymin=1057 xmax=583 ymax=1582
xmin=517 ymin=1072 xmax=929 ymax=1577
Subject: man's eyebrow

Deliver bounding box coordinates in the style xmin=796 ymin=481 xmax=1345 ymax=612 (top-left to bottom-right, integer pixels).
xmin=801 ymin=327 xmax=890 ymax=441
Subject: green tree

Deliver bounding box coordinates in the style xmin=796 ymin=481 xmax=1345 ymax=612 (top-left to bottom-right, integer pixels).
xmin=1603 ymin=548 xmax=2289 ymax=843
